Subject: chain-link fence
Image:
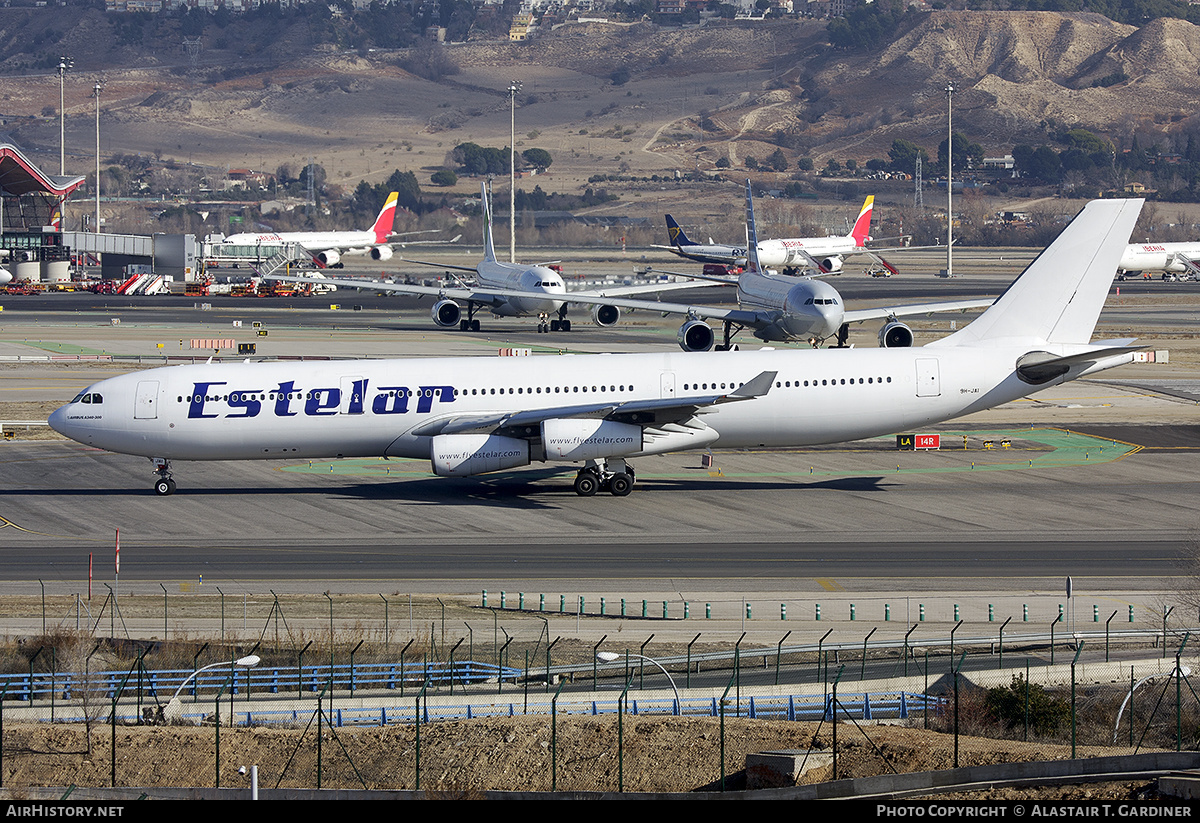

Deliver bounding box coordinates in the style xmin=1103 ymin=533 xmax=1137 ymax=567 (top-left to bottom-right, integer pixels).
xmin=2 ymin=598 xmax=1197 ymax=794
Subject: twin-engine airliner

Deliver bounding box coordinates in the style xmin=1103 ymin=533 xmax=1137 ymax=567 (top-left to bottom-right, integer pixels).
xmin=266 ymin=183 xmax=710 ymax=334
xmin=556 ymin=186 xmax=992 ymax=351
xmin=657 ymin=196 xmax=895 ymax=275
xmin=50 ymin=196 xmax=1144 ymax=499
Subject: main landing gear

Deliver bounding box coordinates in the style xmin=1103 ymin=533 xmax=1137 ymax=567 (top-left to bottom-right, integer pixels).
xmin=537 ymin=310 xmax=573 ymax=334
xmin=151 ymin=458 xmax=176 ymax=496
xmin=573 ymin=458 xmax=636 ymax=497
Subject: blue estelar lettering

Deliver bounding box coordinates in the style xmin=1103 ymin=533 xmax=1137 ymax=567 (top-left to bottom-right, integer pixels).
xmin=417 ymin=386 xmax=455 ymax=414
xmin=188 ymin=382 xmax=227 ymax=419
xmin=227 ymin=389 xmax=262 ymax=418
xmin=184 ymin=380 xmax=460 ymax=419
xmin=305 ymin=388 xmax=340 ymax=416
xmin=274 ymin=380 xmax=299 ymax=417
xmin=372 ymin=386 xmax=410 ymax=415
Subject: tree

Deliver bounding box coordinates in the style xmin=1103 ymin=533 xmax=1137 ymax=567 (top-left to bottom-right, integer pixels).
xmin=430 ymin=169 xmax=457 ymax=187
xmin=522 ymin=148 xmax=552 ymax=172
xmin=985 ymin=675 xmax=1069 ymax=737
xmin=888 ymin=139 xmax=929 ymax=173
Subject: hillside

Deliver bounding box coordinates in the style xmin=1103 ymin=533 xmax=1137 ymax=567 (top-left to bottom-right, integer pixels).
xmin=0 ymin=9 xmax=1199 ymax=225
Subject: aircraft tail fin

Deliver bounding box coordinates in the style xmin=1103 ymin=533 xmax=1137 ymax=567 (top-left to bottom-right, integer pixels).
xmin=371 ymin=192 xmax=400 ymax=244
xmin=849 ymin=196 xmax=874 ymax=246
xmin=665 ymin=215 xmax=696 ymax=247
xmin=480 ymin=183 xmax=498 ymax=263
xmin=744 ymin=180 xmax=762 ymax=274
xmin=931 ymin=198 xmax=1143 ymax=348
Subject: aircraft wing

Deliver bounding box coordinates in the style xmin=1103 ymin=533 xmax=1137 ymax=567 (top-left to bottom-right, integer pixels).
xmin=557 ymin=289 xmax=770 ymax=327
xmin=410 ymin=370 xmax=777 ymax=437
xmin=841 ymin=298 xmax=996 ymax=326
xmin=264 ymin=272 xmax=525 ymax=307
xmin=572 ymin=278 xmax=724 ymax=298
xmin=639 ymin=266 xmax=740 ymax=285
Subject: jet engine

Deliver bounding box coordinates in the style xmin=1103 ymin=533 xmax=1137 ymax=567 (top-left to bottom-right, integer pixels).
xmin=878 ymin=321 xmax=914 ymax=348
xmin=818 ymin=257 xmax=844 ymax=273
xmin=370 ymin=245 xmax=393 ymax=261
xmin=591 ymin=304 xmax=621 ymax=327
xmin=431 ymin=299 xmax=462 ymax=328
xmin=677 ymin=319 xmax=715 ymax=352
xmin=316 ymin=249 xmax=341 ymax=267
xmin=430 ymin=434 xmax=529 ymax=477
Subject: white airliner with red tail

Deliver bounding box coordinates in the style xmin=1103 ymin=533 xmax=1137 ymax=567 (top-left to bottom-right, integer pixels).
xmin=50 ymin=196 xmax=1144 ymax=498
xmin=659 ymin=196 xmax=894 ymax=274
xmin=216 ymin=192 xmax=401 ymax=267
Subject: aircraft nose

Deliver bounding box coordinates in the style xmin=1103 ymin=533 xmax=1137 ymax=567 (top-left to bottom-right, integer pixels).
xmin=47 ymin=404 xmax=71 ymax=436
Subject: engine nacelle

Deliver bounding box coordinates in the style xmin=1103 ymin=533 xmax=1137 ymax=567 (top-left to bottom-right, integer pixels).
xmin=431 ymin=434 xmax=529 ymax=477
xmin=591 ymin=304 xmax=621 ymax=327
xmin=369 ymin=245 xmax=393 ymax=261
xmin=542 ymin=418 xmax=641 ymax=461
xmin=431 ymin=299 xmax=462 ymax=328
xmin=316 ymin=249 xmax=341 ymax=267
xmin=677 ymin=319 xmax=715 ymax=352
xmin=819 ymin=256 xmax=843 ymax=273
xmin=878 ymin=321 xmax=914 ymax=348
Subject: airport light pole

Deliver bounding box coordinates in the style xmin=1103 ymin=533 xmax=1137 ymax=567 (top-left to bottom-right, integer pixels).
xmin=508 ymin=79 xmax=521 ymax=264
xmin=597 ymin=651 xmax=681 ymax=713
xmin=946 ymin=81 xmax=954 ymax=278
xmin=93 ymin=81 xmax=102 ymax=233
xmin=58 ymin=58 xmax=71 ymax=176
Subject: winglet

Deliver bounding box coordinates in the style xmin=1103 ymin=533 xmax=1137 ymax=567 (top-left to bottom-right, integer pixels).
xmin=371 ymin=192 xmax=400 ymax=244
xmin=480 ymin=182 xmax=498 ymax=263
xmin=850 ymin=196 xmax=874 ymax=247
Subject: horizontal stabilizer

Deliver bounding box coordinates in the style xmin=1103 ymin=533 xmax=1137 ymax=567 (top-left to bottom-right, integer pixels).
xmin=1016 ymin=345 xmax=1144 ymax=384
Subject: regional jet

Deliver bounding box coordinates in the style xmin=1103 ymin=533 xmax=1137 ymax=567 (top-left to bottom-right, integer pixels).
xmin=50 ymin=196 xmax=1145 ymax=498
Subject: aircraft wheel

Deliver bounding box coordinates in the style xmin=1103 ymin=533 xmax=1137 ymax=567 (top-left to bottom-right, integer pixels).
xmin=573 ymin=472 xmax=599 ymax=497
xmin=460 ymin=319 xmax=469 ymax=331
xmin=550 ymin=319 xmax=561 ymax=332
xmin=154 ymin=478 xmax=176 ymax=496
xmin=609 ymin=473 xmax=633 ymax=497
xmin=561 ymin=320 xmax=572 ymax=332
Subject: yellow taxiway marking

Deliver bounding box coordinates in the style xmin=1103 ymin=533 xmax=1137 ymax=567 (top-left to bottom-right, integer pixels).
xmin=815 ymin=578 xmax=845 ymax=592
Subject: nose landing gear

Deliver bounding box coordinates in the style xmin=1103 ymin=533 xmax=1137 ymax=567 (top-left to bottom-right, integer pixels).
xmin=151 ymin=458 xmax=176 ymax=496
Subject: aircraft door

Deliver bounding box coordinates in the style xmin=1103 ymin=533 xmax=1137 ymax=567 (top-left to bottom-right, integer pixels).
xmin=915 ymin=358 xmax=940 ymax=397
xmin=660 ymin=371 xmax=676 ymax=399
xmin=340 ymin=376 xmax=367 ymax=414
xmin=134 ymin=381 xmax=159 ymax=419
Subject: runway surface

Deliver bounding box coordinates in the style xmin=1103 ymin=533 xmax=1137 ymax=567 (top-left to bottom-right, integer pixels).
xmin=2 ymin=249 xmax=1198 ymax=610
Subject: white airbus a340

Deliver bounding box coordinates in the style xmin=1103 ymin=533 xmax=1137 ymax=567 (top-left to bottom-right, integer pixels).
xmin=214 ymin=192 xmax=402 ymax=268
xmin=50 ymin=196 xmax=1145 ymax=499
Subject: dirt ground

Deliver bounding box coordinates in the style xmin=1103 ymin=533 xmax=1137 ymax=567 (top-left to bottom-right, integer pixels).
xmin=0 ymin=716 xmax=1164 ymax=797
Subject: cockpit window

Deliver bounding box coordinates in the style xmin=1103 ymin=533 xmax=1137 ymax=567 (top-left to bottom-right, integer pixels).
xmin=78 ymin=393 xmax=103 ymax=405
